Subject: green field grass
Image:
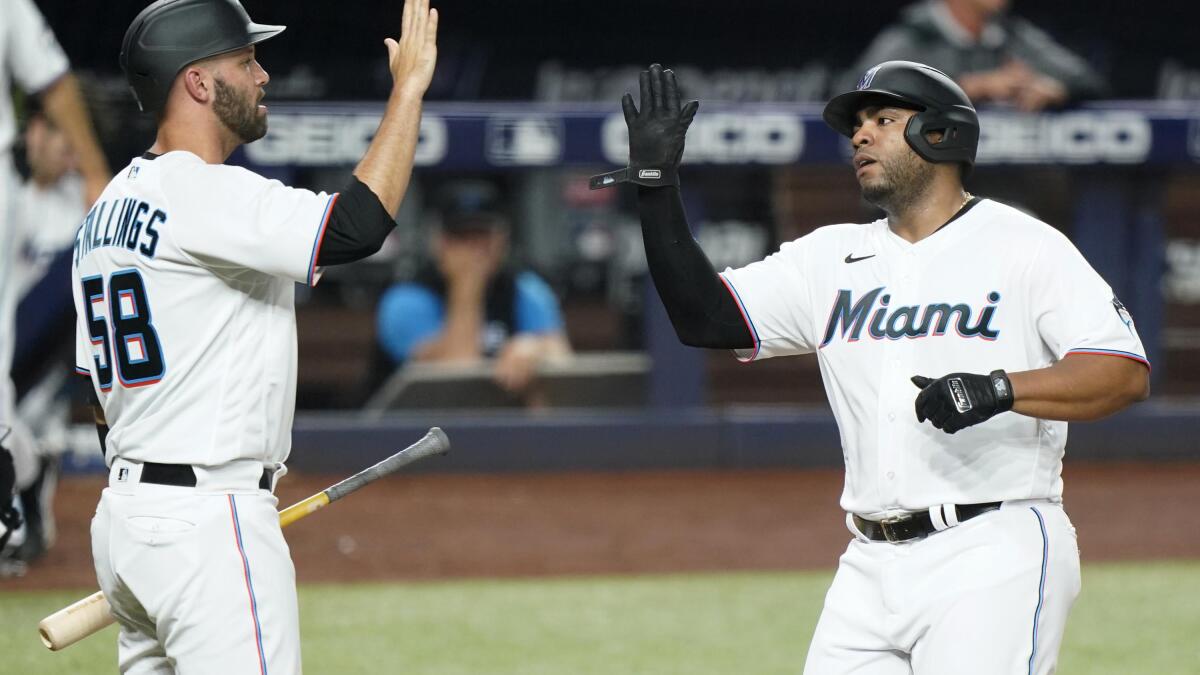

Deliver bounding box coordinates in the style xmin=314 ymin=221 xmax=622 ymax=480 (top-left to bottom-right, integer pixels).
xmin=3 ymin=560 xmax=1198 ymax=674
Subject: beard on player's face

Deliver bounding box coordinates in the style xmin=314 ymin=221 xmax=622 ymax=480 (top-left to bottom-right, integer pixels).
xmin=859 ymin=145 xmax=935 ymax=214
xmin=213 ymin=76 xmax=267 ymax=144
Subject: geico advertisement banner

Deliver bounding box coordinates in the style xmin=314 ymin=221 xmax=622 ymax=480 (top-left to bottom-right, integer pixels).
xmin=241 ymin=103 xmax=1190 ymax=170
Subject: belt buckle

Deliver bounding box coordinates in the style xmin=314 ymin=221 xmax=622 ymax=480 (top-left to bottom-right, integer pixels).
xmin=879 ymin=514 xmax=913 ymax=543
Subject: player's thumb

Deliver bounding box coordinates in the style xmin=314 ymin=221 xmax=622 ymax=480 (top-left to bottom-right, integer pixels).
xmin=911 ymin=375 xmax=933 ymax=389
xmin=384 ymin=38 xmax=398 ymax=63
xmin=680 ymin=100 xmax=700 ymax=129
xmin=621 ymin=93 xmax=638 ymax=126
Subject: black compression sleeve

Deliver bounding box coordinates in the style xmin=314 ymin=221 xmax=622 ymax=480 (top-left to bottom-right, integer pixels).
xmin=76 ymin=375 xmax=109 ymax=458
xmin=637 ymin=186 xmax=754 ymax=349
xmin=316 ymin=177 xmax=396 ymax=266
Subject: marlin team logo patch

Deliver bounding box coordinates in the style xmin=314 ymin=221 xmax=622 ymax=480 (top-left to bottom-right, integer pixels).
xmin=948 ymin=377 xmax=973 ymax=413
xmin=1112 ymin=296 xmax=1135 ymax=334
xmin=857 ymin=65 xmax=882 ymax=90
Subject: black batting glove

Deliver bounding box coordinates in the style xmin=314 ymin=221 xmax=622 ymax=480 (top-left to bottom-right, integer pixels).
xmin=911 ymin=370 xmax=1014 ymax=434
xmin=590 ymin=63 xmax=699 ymax=190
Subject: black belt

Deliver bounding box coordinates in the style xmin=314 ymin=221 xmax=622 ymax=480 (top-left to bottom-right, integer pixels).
xmin=853 ymin=502 xmax=1002 ymax=543
xmin=139 ymin=462 xmax=272 ymax=490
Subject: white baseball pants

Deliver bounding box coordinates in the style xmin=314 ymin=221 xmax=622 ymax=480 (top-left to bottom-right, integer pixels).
xmin=91 ymin=462 xmax=300 ymax=674
xmin=804 ymin=500 xmax=1080 ymax=675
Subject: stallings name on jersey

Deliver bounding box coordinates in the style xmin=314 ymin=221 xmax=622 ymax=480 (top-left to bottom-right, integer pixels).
xmin=73 ymin=197 xmax=164 ymax=267
xmin=819 ymin=286 xmax=1001 ymax=347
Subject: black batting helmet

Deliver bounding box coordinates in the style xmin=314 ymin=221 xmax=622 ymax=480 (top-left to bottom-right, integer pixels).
xmin=823 ymin=61 xmax=979 ymax=170
xmin=120 ymin=0 xmax=285 ymax=114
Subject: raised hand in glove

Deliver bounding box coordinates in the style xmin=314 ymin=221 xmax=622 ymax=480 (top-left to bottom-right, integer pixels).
xmin=911 ymin=370 xmax=1014 ymax=434
xmin=590 ymin=63 xmax=699 ymax=190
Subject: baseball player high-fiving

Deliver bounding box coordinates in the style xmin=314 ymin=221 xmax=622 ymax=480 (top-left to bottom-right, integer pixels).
xmin=594 ymin=62 xmax=1150 ymax=674
xmin=73 ymin=0 xmax=437 ymax=670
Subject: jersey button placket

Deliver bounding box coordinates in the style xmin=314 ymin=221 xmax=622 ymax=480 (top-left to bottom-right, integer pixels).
xmin=875 ymin=267 xmax=902 ymax=505
xmin=877 ymin=345 xmax=901 ymax=504
xmin=879 ymin=256 xmax=919 ymax=503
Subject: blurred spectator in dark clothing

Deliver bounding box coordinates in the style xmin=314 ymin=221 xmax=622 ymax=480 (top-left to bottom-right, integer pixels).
xmin=376 ymin=181 xmax=570 ymax=396
xmin=843 ymin=0 xmax=1107 ymax=110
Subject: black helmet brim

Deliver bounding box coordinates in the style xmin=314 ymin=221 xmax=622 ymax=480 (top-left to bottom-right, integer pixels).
xmin=822 ymin=89 xmax=926 ymax=139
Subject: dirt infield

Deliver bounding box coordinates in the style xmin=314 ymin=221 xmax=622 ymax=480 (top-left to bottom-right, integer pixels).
xmin=4 ymin=461 xmax=1199 ymax=591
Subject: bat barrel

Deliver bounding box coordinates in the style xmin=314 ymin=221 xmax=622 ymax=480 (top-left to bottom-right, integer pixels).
xmin=326 ymin=427 xmax=450 ymax=502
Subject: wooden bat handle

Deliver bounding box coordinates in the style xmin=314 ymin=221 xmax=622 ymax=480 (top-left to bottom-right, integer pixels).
xmin=37 ymin=493 xmax=334 ymax=651
xmin=38 ymin=428 xmax=449 ymax=651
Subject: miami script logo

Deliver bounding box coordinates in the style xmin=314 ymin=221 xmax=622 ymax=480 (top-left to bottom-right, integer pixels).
xmin=820 ymin=287 xmax=1001 ymax=347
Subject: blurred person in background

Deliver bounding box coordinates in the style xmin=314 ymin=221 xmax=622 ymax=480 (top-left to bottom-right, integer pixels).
xmin=0 ymin=437 xmax=21 ymax=557
xmin=376 ymin=180 xmax=570 ymax=400
xmin=1 ymin=0 xmax=110 ymax=575
xmin=844 ymin=0 xmax=1107 ymax=110
xmin=16 ymin=99 xmax=87 ymax=292
xmin=3 ymin=98 xmax=94 ymax=572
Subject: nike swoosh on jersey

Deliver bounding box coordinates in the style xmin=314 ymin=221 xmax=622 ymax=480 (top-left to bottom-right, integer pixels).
xmin=844 ymin=253 xmax=876 ymax=263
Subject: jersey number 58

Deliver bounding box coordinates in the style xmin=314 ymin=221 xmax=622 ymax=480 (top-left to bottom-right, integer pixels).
xmin=80 ymin=269 xmax=166 ymax=391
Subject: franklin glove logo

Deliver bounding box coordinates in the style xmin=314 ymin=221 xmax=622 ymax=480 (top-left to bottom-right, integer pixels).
xmin=948 ymin=377 xmax=973 ymax=413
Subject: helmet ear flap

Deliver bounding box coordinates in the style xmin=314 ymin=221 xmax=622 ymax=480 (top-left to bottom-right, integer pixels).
xmin=903 ymin=108 xmax=979 ymax=168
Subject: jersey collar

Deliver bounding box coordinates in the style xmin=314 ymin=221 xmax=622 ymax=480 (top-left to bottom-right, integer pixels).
xmin=932 ymin=195 xmax=983 ymax=235
xmin=880 ymin=197 xmax=988 ymax=257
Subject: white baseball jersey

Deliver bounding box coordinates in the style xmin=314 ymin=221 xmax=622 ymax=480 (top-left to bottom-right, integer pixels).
xmin=721 ymin=198 xmax=1147 ymax=516
xmin=0 ymin=0 xmax=69 ymax=157
xmin=71 ymin=150 xmax=337 ymax=468
xmin=15 ymin=174 xmax=84 ymax=294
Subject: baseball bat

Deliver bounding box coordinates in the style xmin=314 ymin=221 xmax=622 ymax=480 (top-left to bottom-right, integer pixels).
xmin=38 ymin=427 xmax=450 ymax=651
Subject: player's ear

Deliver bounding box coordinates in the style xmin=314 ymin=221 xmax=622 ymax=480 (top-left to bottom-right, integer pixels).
xmin=180 ymin=66 xmax=213 ymax=105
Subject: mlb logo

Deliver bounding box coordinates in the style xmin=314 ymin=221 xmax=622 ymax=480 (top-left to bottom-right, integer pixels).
xmin=485 ymin=116 xmax=563 ymax=166
xmin=858 ymin=65 xmax=882 ymax=90
xmin=117 ymin=467 xmax=129 ymax=482
xmin=128 ymin=165 xmax=140 ymax=180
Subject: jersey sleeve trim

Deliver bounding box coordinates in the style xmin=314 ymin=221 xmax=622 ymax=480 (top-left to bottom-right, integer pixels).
xmin=718 ymin=273 xmax=761 ymax=363
xmin=29 ymin=70 xmax=70 ymax=97
xmin=1065 ymin=348 xmax=1150 ymax=369
xmin=306 ymin=193 xmax=339 ymax=287
xmin=74 ymin=366 xmax=91 ymax=376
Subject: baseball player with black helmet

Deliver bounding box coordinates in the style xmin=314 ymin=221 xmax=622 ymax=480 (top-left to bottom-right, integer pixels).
xmin=73 ymin=0 xmax=437 ymax=670
xmin=594 ymin=61 xmax=1149 ymax=674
